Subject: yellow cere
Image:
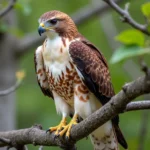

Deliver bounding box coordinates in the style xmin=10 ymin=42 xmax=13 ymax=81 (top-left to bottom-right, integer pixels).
xmin=40 ymin=23 xmax=45 ymax=27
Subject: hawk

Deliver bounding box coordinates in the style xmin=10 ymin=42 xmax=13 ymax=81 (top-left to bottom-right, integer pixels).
xmin=35 ymin=10 xmax=128 ymax=150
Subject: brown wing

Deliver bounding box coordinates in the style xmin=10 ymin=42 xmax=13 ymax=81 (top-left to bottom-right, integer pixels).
xmin=34 ymin=45 xmax=53 ymax=99
xmin=69 ymin=38 xmax=114 ymax=105
xmin=69 ymin=36 xmax=128 ymax=149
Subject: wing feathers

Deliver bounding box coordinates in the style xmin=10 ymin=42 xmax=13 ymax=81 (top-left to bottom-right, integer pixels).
xmin=34 ymin=46 xmax=53 ymax=99
xmin=69 ymin=40 xmax=114 ymax=105
xmin=69 ymin=38 xmax=127 ymax=149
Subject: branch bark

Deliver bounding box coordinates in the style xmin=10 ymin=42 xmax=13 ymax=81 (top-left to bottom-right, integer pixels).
xmin=0 ymin=0 xmax=17 ymax=18
xmin=103 ymin=0 xmax=150 ymax=36
xmin=0 ymin=73 xmax=150 ymax=148
xmin=71 ymin=73 xmax=150 ymax=141
xmin=125 ymin=100 xmax=150 ymax=112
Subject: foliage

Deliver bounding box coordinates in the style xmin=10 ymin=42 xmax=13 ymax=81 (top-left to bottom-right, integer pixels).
xmin=0 ymin=0 xmax=31 ymax=36
xmin=141 ymin=2 xmax=150 ymax=19
xmin=110 ymin=29 xmax=149 ymax=64
xmin=115 ymin=29 xmax=145 ymax=46
xmin=110 ymin=2 xmax=150 ymax=64
xmin=142 ymin=2 xmax=150 ymax=32
xmin=110 ymin=45 xmax=150 ymax=64
xmin=14 ymin=0 xmax=32 ymax=16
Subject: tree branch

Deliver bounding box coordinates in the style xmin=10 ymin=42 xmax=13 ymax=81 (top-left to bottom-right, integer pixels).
xmin=103 ymin=0 xmax=150 ymax=36
xmin=0 ymin=0 xmax=17 ymax=18
xmin=0 ymin=80 xmax=21 ymax=96
xmin=0 ymin=73 xmax=150 ymax=148
xmin=125 ymin=100 xmax=150 ymax=112
xmin=72 ymin=0 xmax=122 ymax=25
xmin=15 ymin=0 xmax=122 ymax=57
xmin=71 ymin=73 xmax=150 ymax=141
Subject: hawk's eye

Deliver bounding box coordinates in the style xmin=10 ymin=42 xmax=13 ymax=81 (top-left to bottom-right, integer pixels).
xmin=49 ymin=19 xmax=58 ymax=25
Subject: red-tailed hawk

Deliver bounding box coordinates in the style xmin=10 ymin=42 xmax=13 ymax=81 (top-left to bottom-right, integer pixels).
xmin=35 ymin=10 xmax=128 ymax=150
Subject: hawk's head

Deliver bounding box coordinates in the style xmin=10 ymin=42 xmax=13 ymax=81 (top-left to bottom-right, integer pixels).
xmin=38 ymin=10 xmax=78 ymax=39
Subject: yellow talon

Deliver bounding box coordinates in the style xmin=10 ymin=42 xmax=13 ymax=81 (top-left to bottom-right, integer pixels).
xmin=59 ymin=114 xmax=78 ymax=138
xmin=47 ymin=114 xmax=78 ymax=138
xmin=48 ymin=117 xmax=67 ymax=135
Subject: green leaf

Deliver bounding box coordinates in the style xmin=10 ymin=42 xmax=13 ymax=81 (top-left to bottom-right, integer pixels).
xmin=110 ymin=45 xmax=150 ymax=64
xmin=14 ymin=1 xmax=32 ymax=16
xmin=115 ymin=29 xmax=145 ymax=46
xmin=141 ymin=2 xmax=150 ymax=18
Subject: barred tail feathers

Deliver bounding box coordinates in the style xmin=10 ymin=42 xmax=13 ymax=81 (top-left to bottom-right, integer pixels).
xmin=90 ymin=121 xmax=119 ymax=150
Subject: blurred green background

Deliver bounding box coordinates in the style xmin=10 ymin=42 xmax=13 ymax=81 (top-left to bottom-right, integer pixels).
xmin=2 ymin=0 xmax=148 ymax=149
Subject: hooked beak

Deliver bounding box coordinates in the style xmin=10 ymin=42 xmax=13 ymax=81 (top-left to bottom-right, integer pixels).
xmin=38 ymin=23 xmax=46 ymax=36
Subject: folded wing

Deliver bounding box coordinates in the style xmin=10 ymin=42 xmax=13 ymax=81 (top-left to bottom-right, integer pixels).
xmin=34 ymin=45 xmax=53 ymax=99
xmin=69 ymin=38 xmax=114 ymax=105
xmin=69 ymin=37 xmax=127 ymax=149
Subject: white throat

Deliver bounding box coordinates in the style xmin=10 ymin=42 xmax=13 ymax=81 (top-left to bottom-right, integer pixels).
xmin=45 ymin=30 xmax=58 ymax=39
xmin=42 ymin=33 xmax=71 ymax=78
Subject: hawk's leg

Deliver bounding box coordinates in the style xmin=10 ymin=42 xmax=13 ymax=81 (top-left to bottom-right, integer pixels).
xmin=59 ymin=114 xmax=78 ymax=138
xmin=47 ymin=91 xmax=72 ymax=136
xmin=48 ymin=117 xmax=67 ymax=135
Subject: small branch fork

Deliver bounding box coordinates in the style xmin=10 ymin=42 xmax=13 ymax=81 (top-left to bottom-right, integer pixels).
xmin=103 ymin=0 xmax=150 ymax=36
xmin=0 ymin=0 xmax=17 ymax=18
xmin=0 ymin=72 xmax=150 ymax=148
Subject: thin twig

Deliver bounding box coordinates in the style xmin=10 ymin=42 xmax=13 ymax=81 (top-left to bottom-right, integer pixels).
xmin=103 ymin=0 xmax=150 ymax=36
xmin=139 ymin=58 xmax=150 ymax=77
xmin=0 ymin=80 xmax=21 ymax=96
xmin=72 ymin=0 xmax=122 ymax=25
xmin=0 ymin=0 xmax=17 ymax=18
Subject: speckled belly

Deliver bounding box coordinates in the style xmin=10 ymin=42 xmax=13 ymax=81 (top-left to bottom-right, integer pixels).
xmin=47 ymin=62 xmax=81 ymax=106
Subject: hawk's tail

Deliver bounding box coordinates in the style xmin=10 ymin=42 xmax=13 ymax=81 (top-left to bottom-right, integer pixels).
xmin=113 ymin=123 xmax=128 ymax=149
xmin=90 ymin=121 xmax=119 ymax=150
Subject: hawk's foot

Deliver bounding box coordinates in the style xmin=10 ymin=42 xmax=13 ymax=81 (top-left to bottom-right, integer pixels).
xmin=47 ymin=117 xmax=67 ymax=135
xmin=59 ymin=114 xmax=78 ymax=138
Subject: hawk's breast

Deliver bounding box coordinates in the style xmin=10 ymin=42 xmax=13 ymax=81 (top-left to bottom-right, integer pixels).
xmin=42 ymin=36 xmax=80 ymax=106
